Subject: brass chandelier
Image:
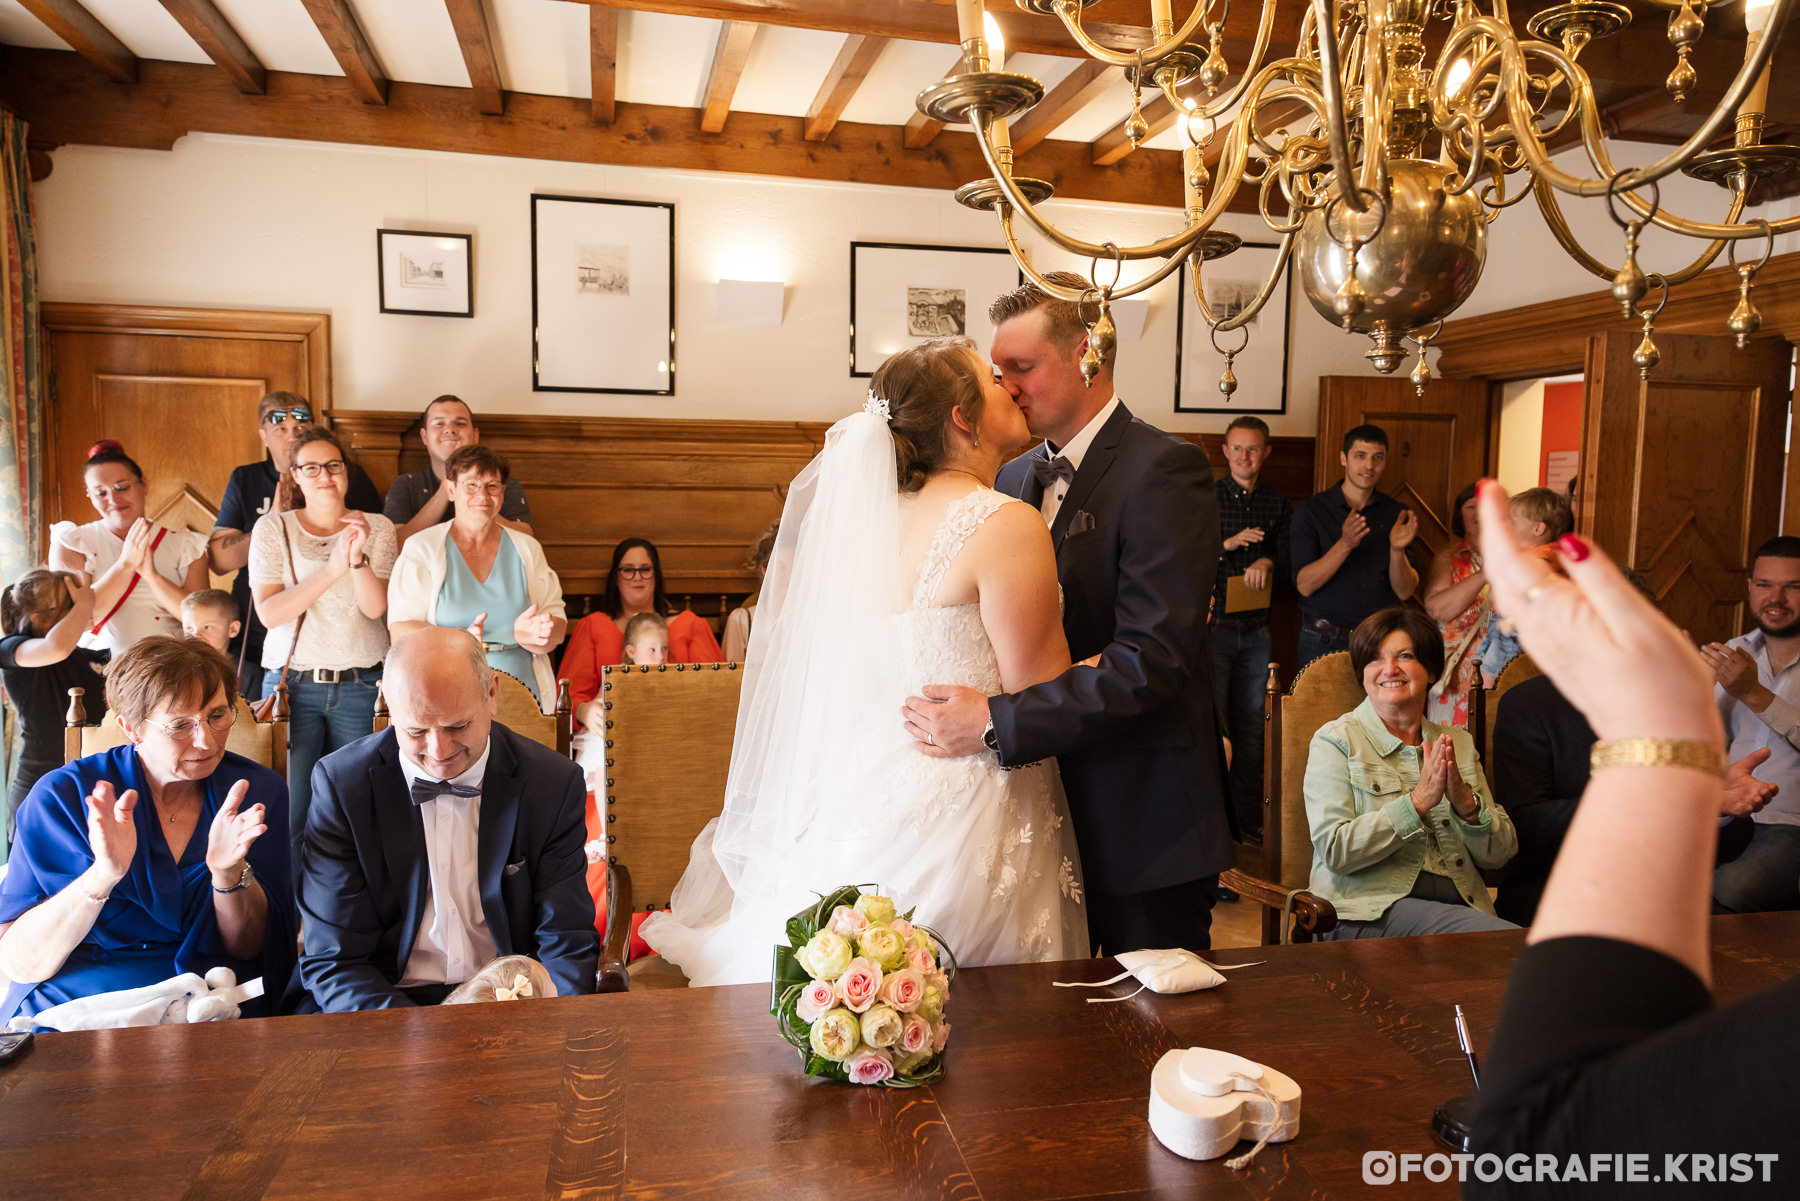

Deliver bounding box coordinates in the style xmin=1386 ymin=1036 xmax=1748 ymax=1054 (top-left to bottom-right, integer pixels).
xmin=916 ymin=0 xmax=1797 ymax=392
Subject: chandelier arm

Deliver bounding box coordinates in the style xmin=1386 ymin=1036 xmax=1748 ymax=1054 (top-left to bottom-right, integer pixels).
xmin=1050 ymin=0 xmax=1215 ymax=70
xmin=994 ymin=208 xmax=1198 ymax=302
xmin=1529 ymin=174 xmax=1745 ymax=282
xmin=1186 ymin=0 xmax=1284 ymax=121
xmin=1192 ymin=229 xmax=1300 ymax=331
xmin=1310 ymin=0 xmax=1369 ymax=214
xmin=971 ymin=110 xmax=1212 ymax=260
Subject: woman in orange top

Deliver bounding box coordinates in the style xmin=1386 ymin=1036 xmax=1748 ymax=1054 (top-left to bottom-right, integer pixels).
xmin=561 ymin=537 xmax=723 ymax=729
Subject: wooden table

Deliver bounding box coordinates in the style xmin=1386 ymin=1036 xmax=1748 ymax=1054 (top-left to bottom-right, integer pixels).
xmin=5 ymin=913 xmax=1797 ymax=1200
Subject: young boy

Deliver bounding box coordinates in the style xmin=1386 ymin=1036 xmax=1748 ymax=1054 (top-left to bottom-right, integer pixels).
xmin=622 ymin=612 xmax=669 ymax=666
xmin=1476 ymin=486 xmax=1572 ymax=685
xmin=181 ymin=589 xmax=242 ymax=655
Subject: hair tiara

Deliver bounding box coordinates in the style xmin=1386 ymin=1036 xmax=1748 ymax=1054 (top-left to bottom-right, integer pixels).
xmin=863 ymin=389 xmax=891 ymax=422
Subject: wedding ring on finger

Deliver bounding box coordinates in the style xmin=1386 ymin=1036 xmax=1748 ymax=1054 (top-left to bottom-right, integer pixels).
xmin=927 ymin=732 xmax=935 ymax=747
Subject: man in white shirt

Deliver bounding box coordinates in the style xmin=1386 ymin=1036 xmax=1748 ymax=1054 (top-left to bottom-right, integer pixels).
xmin=295 ymin=626 xmax=596 ymax=1010
xmin=1701 ymin=535 xmax=1800 ymax=914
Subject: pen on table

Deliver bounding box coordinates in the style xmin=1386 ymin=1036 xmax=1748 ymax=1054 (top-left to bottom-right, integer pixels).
xmin=1454 ymin=1004 xmax=1481 ymax=1091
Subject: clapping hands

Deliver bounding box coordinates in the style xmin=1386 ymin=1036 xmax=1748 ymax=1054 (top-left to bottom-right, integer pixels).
xmin=119 ymin=519 xmax=157 ymax=574
xmin=330 ymin=511 xmax=372 ymax=575
xmin=85 ymin=781 xmax=138 ymax=886
xmin=514 ymin=603 xmax=557 ymax=652
xmin=205 ymin=780 xmax=267 ymax=888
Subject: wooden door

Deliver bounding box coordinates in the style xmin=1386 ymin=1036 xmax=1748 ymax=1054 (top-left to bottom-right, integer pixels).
xmin=1581 ymin=331 xmax=1791 ymax=645
xmin=1315 ymin=375 xmax=1492 ymax=567
xmin=42 ymin=305 xmax=331 ymax=546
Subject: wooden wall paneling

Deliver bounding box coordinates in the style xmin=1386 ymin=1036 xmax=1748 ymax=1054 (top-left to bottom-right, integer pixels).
xmin=1580 ymin=331 xmax=1790 ymax=645
xmin=330 ymin=411 xmax=828 ymax=601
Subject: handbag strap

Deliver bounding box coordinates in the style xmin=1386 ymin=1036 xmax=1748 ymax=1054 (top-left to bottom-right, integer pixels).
xmin=271 ymin=513 xmax=306 ymax=683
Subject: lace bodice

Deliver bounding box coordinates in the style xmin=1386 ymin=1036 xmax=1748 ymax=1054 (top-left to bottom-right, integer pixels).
xmin=899 ymin=487 xmax=1012 ymax=697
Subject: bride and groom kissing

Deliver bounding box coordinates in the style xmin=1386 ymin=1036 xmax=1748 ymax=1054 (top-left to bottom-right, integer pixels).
xmin=642 ymin=272 xmax=1233 ymax=986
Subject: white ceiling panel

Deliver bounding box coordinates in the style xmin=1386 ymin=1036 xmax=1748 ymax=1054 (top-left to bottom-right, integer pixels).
xmin=837 ymin=38 xmax=960 ymax=127
xmin=214 ymin=0 xmax=341 ymax=76
xmin=1047 ymin=73 xmax=1140 ymax=142
xmin=616 ymin=11 xmax=716 ymax=110
xmin=0 ymin=0 xmax=71 ymax=50
xmin=733 ymin=25 xmax=847 ymax=119
xmin=78 ymin=0 xmax=209 ymax=64
xmin=491 ymin=0 xmax=590 ymax=98
xmin=354 ymin=0 xmax=471 ymax=89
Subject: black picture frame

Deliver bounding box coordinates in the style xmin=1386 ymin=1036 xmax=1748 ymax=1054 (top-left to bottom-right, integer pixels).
xmin=849 ymin=241 xmax=1023 ymax=377
xmin=531 ymin=194 xmax=676 ymax=395
xmin=377 ymin=229 xmax=474 ymax=319
xmin=1173 ymin=240 xmax=1292 ymax=415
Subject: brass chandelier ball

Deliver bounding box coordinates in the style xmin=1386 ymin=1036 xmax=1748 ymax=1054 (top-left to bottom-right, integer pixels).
xmin=1294 ymin=158 xmax=1489 ymax=369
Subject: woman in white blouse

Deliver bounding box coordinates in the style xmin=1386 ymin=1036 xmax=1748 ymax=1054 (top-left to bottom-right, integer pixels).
xmin=250 ymin=428 xmax=397 ymax=857
xmin=49 ymin=440 xmax=208 ymax=656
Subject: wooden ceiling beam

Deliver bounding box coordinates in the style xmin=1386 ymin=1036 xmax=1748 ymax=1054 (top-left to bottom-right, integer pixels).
xmin=589 ymin=4 xmax=618 ymax=126
xmin=158 ymin=0 xmax=265 ymax=94
xmin=567 ymin=0 xmax=1291 ymax=64
xmin=1009 ymin=61 xmax=1120 ymax=156
xmin=903 ymin=59 xmax=962 ymax=150
xmin=1091 ymin=93 xmax=1177 ymax=166
xmin=0 ymin=48 xmax=1256 ymax=214
xmin=444 ymin=0 xmax=504 ymax=116
xmin=700 ymin=21 xmax=758 ymax=134
xmin=15 ymin=0 xmax=136 ymax=84
xmin=299 ymin=0 xmax=388 ymax=106
xmin=804 ymin=34 xmax=888 ymax=143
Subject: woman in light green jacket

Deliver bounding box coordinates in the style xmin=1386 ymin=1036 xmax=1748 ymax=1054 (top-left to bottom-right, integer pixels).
xmin=1304 ymin=606 xmax=1519 ymax=939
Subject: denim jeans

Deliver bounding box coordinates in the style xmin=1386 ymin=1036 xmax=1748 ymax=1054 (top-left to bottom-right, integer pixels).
xmin=1211 ymin=621 xmax=1272 ymax=838
xmin=271 ymin=667 xmax=381 ymax=864
xmin=1297 ymin=620 xmax=1353 ymax=673
xmin=1712 ymin=822 xmax=1800 ymax=914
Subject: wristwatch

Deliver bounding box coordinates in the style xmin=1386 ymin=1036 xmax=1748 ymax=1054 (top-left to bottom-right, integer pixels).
xmin=981 ymin=719 xmax=999 ymax=754
xmin=213 ymin=862 xmax=255 ymax=894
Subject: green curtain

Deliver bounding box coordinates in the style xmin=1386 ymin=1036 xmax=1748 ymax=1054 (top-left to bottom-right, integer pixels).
xmin=0 ymin=110 xmax=42 ymax=857
xmin=0 ymin=109 xmax=42 ymax=583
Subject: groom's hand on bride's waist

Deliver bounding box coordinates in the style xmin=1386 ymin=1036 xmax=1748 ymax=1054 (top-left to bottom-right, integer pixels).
xmin=901 ymin=685 xmax=990 ymax=758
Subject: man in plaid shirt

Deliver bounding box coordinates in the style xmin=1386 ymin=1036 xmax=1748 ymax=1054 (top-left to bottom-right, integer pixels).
xmin=1211 ymin=416 xmax=1291 ymax=842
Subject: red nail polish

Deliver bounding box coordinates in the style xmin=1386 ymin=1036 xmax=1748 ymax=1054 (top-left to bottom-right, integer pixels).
xmin=1558 ymin=534 xmax=1590 ymax=563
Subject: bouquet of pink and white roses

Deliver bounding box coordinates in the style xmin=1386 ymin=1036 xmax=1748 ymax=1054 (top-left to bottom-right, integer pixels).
xmin=771 ymin=884 xmax=958 ymax=1087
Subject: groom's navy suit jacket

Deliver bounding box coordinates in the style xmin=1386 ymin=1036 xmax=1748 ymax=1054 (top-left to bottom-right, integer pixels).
xmin=990 ymin=401 xmax=1234 ymax=896
xmin=296 ymin=723 xmax=597 ymax=1011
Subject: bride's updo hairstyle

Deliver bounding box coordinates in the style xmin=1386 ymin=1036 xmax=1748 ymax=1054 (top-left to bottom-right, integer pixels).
xmin=871 ymin=336 xmax=987 ymax=495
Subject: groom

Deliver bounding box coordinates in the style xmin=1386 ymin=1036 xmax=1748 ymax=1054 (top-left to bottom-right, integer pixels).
xmin=903 ymin=271 xmax=1233 ymax=954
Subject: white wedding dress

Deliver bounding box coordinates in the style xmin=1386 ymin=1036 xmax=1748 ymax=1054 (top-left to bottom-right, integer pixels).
xmin=641 ymin=413 xmax=1088 ymax=987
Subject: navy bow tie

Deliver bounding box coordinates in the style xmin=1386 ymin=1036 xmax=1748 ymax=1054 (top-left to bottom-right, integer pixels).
xmin=410 ymin=777 xmax=482 ymax=806
xmin=1032 ymin=455 xmax=1075 ymax=490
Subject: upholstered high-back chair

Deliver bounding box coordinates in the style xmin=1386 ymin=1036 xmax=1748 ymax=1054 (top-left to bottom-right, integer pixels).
xmin=373 ymin=672 xmax=572 ymax=757
xmin=63 ymin=687 xmax=289 ymax=777
xmin=596 ymin=662 xmax=743 ymax=988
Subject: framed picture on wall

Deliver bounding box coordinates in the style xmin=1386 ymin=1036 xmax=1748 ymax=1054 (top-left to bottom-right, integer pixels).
xmin=1174 ymin=241 xmax=1291 ymax=414
xmin=849 ymin=242 xmax=1023 ymax=377
xmin=377 ymin=229 xmax=474 ymax=318
xmin=532 ymin=194 xmax=675 ymax=394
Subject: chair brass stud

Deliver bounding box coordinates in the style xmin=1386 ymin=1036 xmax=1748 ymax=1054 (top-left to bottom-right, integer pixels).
xmin=604 ymin=758 xmax=614 ymax=767
xmin=604 ymin=720 xmax=614 ymax=729
xmin=607 ymin=834 xmax=617 ymax=844
xmin=606 ymin=778 xmax=614 ymax=787
xmin=608 ymin=855 xmax=617 ymax=865
xmin=603 ymin=701 xmax=612 ymax=710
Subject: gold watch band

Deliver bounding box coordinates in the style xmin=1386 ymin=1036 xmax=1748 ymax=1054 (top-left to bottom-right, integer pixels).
xmin=1589 ymin=739 xmax=1727 ymax=779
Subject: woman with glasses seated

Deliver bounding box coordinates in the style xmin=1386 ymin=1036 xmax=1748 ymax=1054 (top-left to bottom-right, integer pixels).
xmin=0 ymin=637 xmax=297 ymax=1025
xmin=560 ymin=537 xmax=724 ymax=731
xmin=49 ymin=440 xmax=208 ymax=656
xmin=248 ymin=428 xmax=397 ymax=860
xmin=389 ymin=445 xmax=567 ymax=709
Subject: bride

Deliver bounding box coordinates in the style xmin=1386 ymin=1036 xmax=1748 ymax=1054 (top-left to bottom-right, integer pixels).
xmin=641 ymin=337 xmax=1088 ymax=986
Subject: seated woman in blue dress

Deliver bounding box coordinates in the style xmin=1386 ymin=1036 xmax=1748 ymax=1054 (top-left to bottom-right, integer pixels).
xmin=0 ymin=637 xmax=296 ymax=1024
xmin=388 ymin=445 xmax=567 ymax=708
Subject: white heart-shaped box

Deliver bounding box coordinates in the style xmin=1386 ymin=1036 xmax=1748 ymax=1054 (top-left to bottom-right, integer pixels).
xmin=1148 ymin=1047 xmax=1302 ymax=1161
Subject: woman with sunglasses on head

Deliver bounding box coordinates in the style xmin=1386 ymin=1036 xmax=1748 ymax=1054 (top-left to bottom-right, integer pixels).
xmin=248 ymin=428 xmax=397 ymax=860
xmin=560 ymin=537 xmax=723 ymax=731
xmin=49 ymin=440 xmax=209 ymax=656
xmin=0 ymin=637 xmax=296 ymax=1026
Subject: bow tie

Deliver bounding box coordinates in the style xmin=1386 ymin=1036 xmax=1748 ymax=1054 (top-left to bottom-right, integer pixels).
xmin=410 ymin=777 xmax=482 ymax=806
xmin=1032 ymin=455 xmax=1076 ymax=490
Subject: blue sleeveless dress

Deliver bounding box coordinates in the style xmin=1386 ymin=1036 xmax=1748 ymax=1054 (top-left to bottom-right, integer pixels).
xmin=437 ymin=533 xmax=541 ymax=702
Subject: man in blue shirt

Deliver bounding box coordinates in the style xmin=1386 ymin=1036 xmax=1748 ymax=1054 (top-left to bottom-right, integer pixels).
xmin=1290 ymin=424 xmax=1419 ymax=670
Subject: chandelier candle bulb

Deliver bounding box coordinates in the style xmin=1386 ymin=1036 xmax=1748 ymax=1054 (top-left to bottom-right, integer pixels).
xmin=955 ymin=0 xmax=990 ymax=72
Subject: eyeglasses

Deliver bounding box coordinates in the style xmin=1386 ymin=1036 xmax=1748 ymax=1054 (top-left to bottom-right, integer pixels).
xmin=617 ymin=565 xmax=655 ymax=580
xmin=86 ymin=480 xmax=137 ymax=502
xmin=457 ymin=479 xmax=505 ymax=498
xmin=146 ymin=705 xmax=236 ymax=741
xmin=292 ymin=459 xmax=348 ymax=480
xmin=263 ymin=408 xmax=315 ymax=427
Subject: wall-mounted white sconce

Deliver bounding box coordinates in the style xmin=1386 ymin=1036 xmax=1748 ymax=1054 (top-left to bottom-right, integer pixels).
xmin=716 ymin=279 xmax=785 ymax=326
xmin=1111 ymin=298 xmax=1150 ymax=342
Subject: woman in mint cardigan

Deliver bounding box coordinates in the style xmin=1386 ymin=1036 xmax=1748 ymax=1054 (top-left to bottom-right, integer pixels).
xmin=1304 ymin=606 xmax=1519 ymax=939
